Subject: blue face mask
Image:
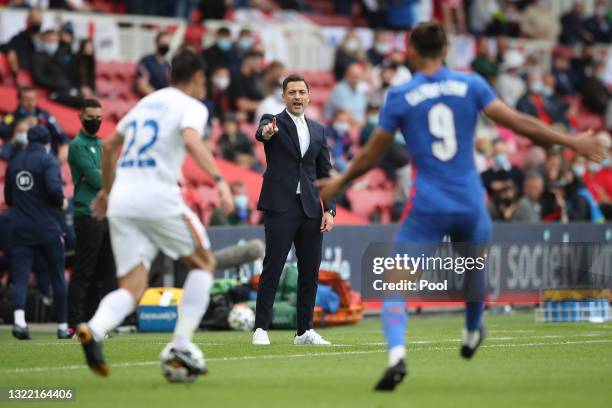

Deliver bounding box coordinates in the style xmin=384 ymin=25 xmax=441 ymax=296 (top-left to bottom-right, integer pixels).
xmin=542 ymin=86 xmax=553 ymax=97
xmin=368 ymin=113 xmax=379 ymax=124
xmin=495 ymin=153 xmax=510 ymax=169
xmin=572 ymin=164 xmax=586 ymax=177
xmin=602 ymin=157 xmax=611 ymax=168
xmin=530 ymin=81 xmax=544 ymax=95
xmin=217 ymin=38 xmax=232 ymax=51
xmin=238 ymin=38 xmax=254 ymax=51
xmin=15 ymin=132 xmax=28 ymax=145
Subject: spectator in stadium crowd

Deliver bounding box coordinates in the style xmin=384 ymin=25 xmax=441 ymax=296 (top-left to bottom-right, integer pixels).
xmin=326 ymin=109 xmax=355 ymax=172
xmin=515 ymin=172 xmax=545 ymax=222
xmin=1 ymin=86 xmax=69 ymax=163
xmin=522 ymin=145 xmax=547 ymax=174
xmin=228 ymin=52 xmax=265 ymax=121
xmin=56 ymin=22 xmax=76 ymax=73
xmin=496 ymin=49 xmax=526 ymax=108
xmin=207 ymin=66 xmax=232 ymax=120
xmin=67 ymin=99 xmax=116 ymax=334
xmin=233 ymin=28 xmax=257 ymax=64
xmin=210 ymin=181 xmax=251 ymax=226
xmin=487 ymin=179 xmax=523 ymax=221
xmin=468 ymin=0 xmax=499 ymax=35
xmin=367 ymin=63 xmax=395 ymax=107
xmin=31 ymin=29 xmax=82 ymax=108
xmin=540 ymin=148 xmax=566 ymax=221
xmin=367 ymin=30 xmax=391 ymax=67
xmin=202 ymin=27 xmax=238 ymax=77
xmin=199 ymin=0 xmax=229 ymax=20
xmin=260 ymin=61 xmax=286 ymax=97
xmin=494 ymin=35 xmax=510 ymax=65
xmin=255 ymin=77 xmax=285 ymax=125
xmin=557 ymin=162 xmax=605 ymax=223
xmin=5 ymin=7 xmax=42 ymax=73
xmin=435 ymin=0 xmax=467 ymax=34
xmin=571 ymin=45 xmax=597 ymax=89
xmin=583 ymin=132 xmax=612 ymax=218
xmin=519 ymin=0 xmax=560 ymax=41
xmin=4 ymin=125 xmax=69 ymax=340
xmin=481 ymin=138 xmax=525 ymax=196
xmin=516 ymin=71 xmax=570 ymax=128
xmin=580 ymin=60 xmax=610 ymax=115
xmin=0 ymin=118 xmax=31 ymax=162
xmin=135 ymin=32 xmax=171 ymax=97
xmin=583 ymin=0 xmax=612 ymax=44
xmin=486 ymin=1 xmax=521 ymax=37
xmin=75 ymin=38 xmax=96 ymax=99
xmin=551 ymin=53 xmax=579 ymax=96
xmin=218 ymin=112 xmax=259 ymax=171
xmin=333 ymin=30 xmax=366 ymax=81
xmin=559 ymin=2 xmax=590 ymax=45
xmin=325 ymin=63 xmax=367 ymax=125
xmin=470 ymin=36 xmax=499 ymax=84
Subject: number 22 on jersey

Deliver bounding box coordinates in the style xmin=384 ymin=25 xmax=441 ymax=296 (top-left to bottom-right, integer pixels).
xmin=119 ymin=119 xmax=159 ymax=168
xmin=428 ymin=103 xmax=457 ymax=162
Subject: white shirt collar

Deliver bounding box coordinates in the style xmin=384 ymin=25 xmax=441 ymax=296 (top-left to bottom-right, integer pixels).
xmin=286 ymin=109 xmax=305 ymax=121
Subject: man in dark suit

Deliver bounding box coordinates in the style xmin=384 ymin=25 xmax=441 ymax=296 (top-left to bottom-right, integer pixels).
xmin=253 ymin=74 xmax=336 ymax=346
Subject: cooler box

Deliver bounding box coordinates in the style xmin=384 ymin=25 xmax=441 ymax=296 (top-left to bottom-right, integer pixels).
xmin=137 ymin=287 xmax=183 ymax=332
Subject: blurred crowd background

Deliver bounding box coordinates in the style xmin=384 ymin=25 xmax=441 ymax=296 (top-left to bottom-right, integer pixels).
xmin=0 ymin=0 xmax=611 ymax=235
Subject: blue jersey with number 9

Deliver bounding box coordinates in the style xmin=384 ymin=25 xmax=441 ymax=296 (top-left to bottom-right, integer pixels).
xmin=379 ymin=68 xmax=497 ymax=215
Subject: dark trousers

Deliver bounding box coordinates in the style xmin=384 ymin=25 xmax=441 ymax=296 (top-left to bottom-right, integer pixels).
xmin=255 ymin=195 xmax=322 ymax=333
xmin=11 ymin=236 xmax=67 ymax=323
xmin=68 ymin=216 xmax=116 ymax=326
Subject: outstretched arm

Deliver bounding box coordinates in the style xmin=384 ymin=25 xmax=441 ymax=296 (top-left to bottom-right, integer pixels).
xmin=483 ymin=99 xmax=606 ymax=162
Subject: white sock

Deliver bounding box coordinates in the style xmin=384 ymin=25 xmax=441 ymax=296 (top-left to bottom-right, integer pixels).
xmin=88 ymin=288 xmax=136 ymax=341
xmin=58 ymin=323 xmax=68 ymax=331
xmin=172 ymin=270 xmax=213 ymax=351
xmin=14 ymin=310 xmax=26 ymax=328
xmin=462 ymin=329 xmax=481 ymax=348
xmin=388 ymin=345 xmax=406 ymax=367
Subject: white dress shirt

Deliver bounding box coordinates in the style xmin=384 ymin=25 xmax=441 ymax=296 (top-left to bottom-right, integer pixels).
xmin=286 ymin=109 xmax=310 ymax=194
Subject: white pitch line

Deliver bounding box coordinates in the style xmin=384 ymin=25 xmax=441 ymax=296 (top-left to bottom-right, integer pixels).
xmin=2 ymin=338 xmax=612 ymax=375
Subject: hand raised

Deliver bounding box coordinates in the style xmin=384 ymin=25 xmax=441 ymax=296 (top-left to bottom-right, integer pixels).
xmin=262 ymin=116 xmax=279 ymax=138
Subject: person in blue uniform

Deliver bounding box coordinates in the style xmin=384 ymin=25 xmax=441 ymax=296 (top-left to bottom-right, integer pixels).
xmin=4 ymin=125 xmax=70 ymax=340
xmin=318 ymin=22 xmax=607 ymax=391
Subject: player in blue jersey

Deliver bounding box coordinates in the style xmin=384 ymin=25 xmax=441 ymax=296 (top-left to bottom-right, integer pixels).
xmin=318 ymin=22 xmax=606 ymax=391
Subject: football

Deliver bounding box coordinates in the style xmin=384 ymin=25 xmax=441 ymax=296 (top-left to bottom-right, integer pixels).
xmin=158 ymin=342 xmax=205 ymax=383
xmin=228 ymin=303 xmax=256 ymax=331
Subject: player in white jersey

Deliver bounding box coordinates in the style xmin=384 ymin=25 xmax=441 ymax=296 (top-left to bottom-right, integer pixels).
xmin=76 ymin=51 xmax=233 ymax=377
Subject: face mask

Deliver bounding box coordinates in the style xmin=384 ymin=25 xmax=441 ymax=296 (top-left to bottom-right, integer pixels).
xmin=588 ymin=162 xmax=602 ymax=173
xmin=213 ymin=76 xmax=230 ymax=90
xmin=494 ymin=153 xmax=510 ymax=169
xmin=375 ymin=42 xmax=389 ymax=55
xmin=234 ymin=194 xmax=248 ymax=209
xmin=15 ymin=132 xmax=28 ymax=145
xmin=333 ymin=121 xmax=351 ymax=134
xmin=542 ymin=86 xmax=553 ymax=97
xmin=28 ymin=24 xmax=41 ymax=34
xmin=274 ymin=88 xmax=283 ymax=101
xmin=345 ymin=39 xmax=359 ymax=52
xmin=368 ymin=113 xmax=379 ymax=124
xmin=43 ymin=42 xmax=58 ymax=55
xmin=82 ymin=118 xmax=101 ymax=134
xmin=238 ymin=38 xmax=254 ymax=50
xmin=530 ymin=81 xmax=544 ymax=95
xmin=217 ymin=38 xmax=232 ymax=51
xmin=572 ymin=164 xmax=586 ymax=177
xmin=157 ymin=45 xmax=169 ymax=56
xmin=602 ymin=157 xmax=611 ymax=168
xmin=356 ymin=81 xmax=369 ymax=94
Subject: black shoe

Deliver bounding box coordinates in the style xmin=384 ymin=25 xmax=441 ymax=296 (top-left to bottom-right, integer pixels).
xmin=167 ymin=348 xmax=208 ymax=377
xmin=76 ymin=324 xmax=109 ymax=377
xmin=461 ymin=326 xmax=486 ymax=359
xmin=12 ymin=325 xmax=32 ymax=340
xmin=374 ymin=359 xmax=407 ymax=391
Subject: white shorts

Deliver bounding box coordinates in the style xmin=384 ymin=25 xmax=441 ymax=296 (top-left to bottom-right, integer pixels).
xmin=108 ymin=209 xmax=211 ymax=278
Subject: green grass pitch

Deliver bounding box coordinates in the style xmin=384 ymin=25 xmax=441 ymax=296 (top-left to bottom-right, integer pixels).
xmin=1 ymin=311 xmax=611 ymax=408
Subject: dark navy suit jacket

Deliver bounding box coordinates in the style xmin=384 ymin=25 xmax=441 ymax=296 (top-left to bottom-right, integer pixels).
xmin=255 ymin=110 xmax=336 ymax=218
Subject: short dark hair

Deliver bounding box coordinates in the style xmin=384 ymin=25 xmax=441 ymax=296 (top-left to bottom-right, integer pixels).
xmin=17 ymin=85 xmax=35 ymax=99
xmin=282 ymin=74 xmax=309 ymax=93
xmin=170 ymin=50 xmax=205 ymax=84
xmin=217 ymin=27 xmax=231 ymax=36
xmin=155 ymin=31 xmax=170 ymax=44
xmin=409 ymin=22 xmax=448 ymax=58
xmin=80 ymin=98 xmax=102 ymax=111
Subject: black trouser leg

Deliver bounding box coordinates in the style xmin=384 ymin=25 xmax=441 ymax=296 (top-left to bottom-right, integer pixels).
xmin=294 ymin=213 xmax=322 ymax=335
xmin=255 ymin=199 xmax=302 ymax=330
xmin=68 ymin=216 xmax=104 ymax=326
xmin=37 ymin=237 xmax=67 ymax=323
xmin=85 ymin=220 xmax=116 ymax=320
